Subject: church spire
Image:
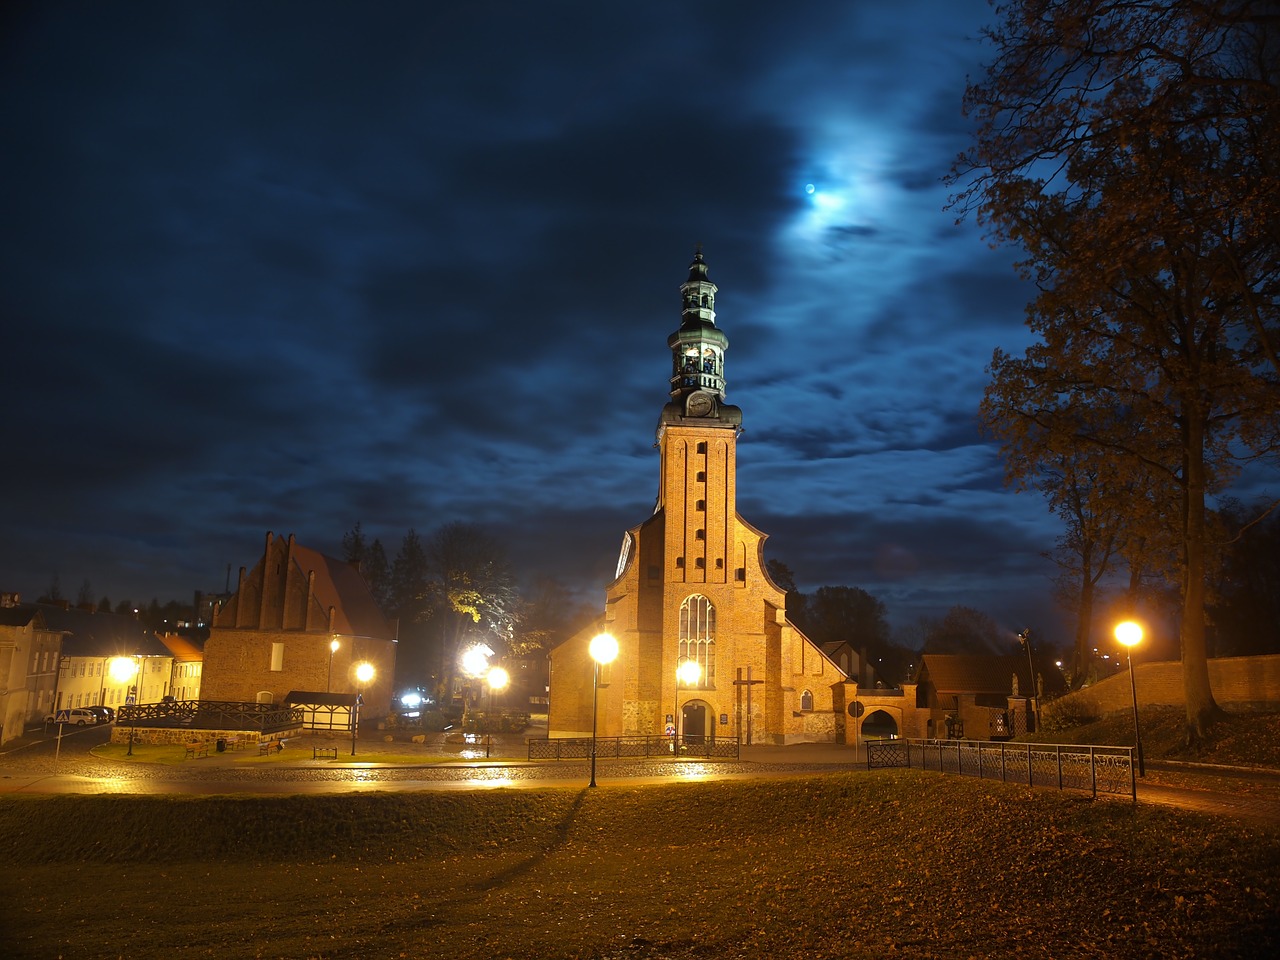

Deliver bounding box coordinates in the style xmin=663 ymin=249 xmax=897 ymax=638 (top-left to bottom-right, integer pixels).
xmin=665 ymin=250 xmax=739 ymax=425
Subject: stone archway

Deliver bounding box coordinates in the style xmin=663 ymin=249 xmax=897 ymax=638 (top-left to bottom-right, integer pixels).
xmin=861 ymin=708 xmax=899 ymax=739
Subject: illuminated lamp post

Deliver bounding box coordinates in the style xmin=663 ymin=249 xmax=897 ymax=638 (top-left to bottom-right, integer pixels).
xmin=485 ymin=666 xmax=510 ymax=759
xmin=109 ymin=656 xmax=142 ymax=756
xmin=673 ymin=658 xmax=702 ymax=756
xmin=587 ymin=633 xmax=619 ymax=787
xmin=327 ymin=638 xmax=340 ymax=693
xmin=1114 ymin=621 xmax=1145 ymax=777
xmin=352 ymin=661 xmax=375 ymax=757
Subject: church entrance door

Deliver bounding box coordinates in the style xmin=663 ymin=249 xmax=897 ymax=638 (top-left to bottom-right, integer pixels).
xmin=682 ymin=701 xmax=707 ymax=744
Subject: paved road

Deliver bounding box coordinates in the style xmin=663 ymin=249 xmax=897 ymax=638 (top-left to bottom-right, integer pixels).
xmin=3 ymin=723 xmax=1278 ymax=826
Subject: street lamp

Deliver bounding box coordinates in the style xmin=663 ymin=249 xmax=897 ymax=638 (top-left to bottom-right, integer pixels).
xmin=1114 ymin=621 xmax=1145 ymax=777
xmin=327 ymin=638 xmax=340 ymax=693
xmin=109 ymin=656 xmax=142 ymax=756
xmin=485 ymin=666 xmax=510 ymax=759
xmin=1016 ymin=629 xmax=1039 ymax=731
xmin=588 ymin=632 xmax=619 ymax=787
xmin=673 ymin=657 xmax=702 ymax=756
xmin=352 ymin=661 xmax=375 ymax=756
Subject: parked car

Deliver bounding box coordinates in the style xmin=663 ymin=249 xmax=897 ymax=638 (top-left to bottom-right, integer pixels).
xmin=44 ymin=708 xmax=98 ymax=726
xmin=85 ymin=705 xmax=115 ymax=723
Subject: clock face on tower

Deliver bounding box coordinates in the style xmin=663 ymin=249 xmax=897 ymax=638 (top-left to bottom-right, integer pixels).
xmin=686 ymin=391 xmax=714 ymax=417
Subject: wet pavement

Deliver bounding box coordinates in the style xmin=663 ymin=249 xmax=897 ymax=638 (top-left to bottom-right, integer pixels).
xmin=3 ymin=723 xmax=1278 ymax=826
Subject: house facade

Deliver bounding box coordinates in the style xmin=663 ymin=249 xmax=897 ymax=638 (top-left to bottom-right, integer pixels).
xmin=0 ymin=599 xmax=60 ymax=744
xmin=202 ymin=532 xmax=397 ymax=715
xmin=548 ymin=253 xmax=846 ymax=745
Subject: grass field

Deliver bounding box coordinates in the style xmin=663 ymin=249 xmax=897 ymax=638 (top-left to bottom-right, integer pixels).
xmin=1 ymin=770 xmax=1276 ymax=960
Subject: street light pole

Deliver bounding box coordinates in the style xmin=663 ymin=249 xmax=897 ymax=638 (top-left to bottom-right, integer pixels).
xmin=588 ymin=633 xmax=619 ymax=787
xmin=485 ymin=666 xmax=509 ymax=759
xmin=1115 ymin=621 xmax=1145 ymax=777
xmin=352 ymin=661 xmax=375 ymax=757
xmin=1017 ymin=630 xmax=1038 ymax=732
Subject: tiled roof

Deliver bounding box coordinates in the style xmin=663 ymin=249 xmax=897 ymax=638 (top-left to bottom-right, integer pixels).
xmin=23 ymin=604 xmax=170 ymax=657
xmin=288 ymin=542 xmax=395 ymax=640
xmin=915 ymin=654 xmax=1030 ymax=696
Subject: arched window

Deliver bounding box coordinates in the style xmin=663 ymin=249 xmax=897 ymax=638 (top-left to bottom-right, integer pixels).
xmin=801 ymin=689 xmax=814 ymax=711
xmin=679 ymin=595 xmax=716 ymax=687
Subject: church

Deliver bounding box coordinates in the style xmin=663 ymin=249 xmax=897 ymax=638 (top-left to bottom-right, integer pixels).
xmin=548 ymin=252 xmax=847 ymax=745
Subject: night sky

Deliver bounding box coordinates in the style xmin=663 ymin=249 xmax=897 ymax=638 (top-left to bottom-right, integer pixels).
xmin=3 ymin=1 xmax=1079 ymax=644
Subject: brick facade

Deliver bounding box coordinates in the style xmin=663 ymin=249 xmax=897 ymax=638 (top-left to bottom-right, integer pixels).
xmin=202 ymin=532 xmax=396 ymax=715
xmin=548 ymin=254 xmax=845 ymax=745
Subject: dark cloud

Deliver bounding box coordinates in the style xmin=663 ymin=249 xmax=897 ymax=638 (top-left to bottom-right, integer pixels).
xmin=3 ymin=1 xmax=1105 ymax=650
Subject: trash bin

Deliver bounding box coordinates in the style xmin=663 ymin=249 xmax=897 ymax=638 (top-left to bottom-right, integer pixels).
xmin=216 ymin=738 xmax=226 ymax=752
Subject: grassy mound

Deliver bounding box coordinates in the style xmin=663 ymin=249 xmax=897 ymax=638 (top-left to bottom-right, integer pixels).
xmin=1032 ymin=706 xmax=1280 ymax=768
xmin=1 ymin=772 xmax=1276 ymax=959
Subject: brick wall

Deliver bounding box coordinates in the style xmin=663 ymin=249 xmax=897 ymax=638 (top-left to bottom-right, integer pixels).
xmin=1043 ymin=654 xmax=1280 ymax=719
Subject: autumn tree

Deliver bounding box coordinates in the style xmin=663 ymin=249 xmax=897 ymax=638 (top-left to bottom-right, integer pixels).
xmin=421 ymin=522 xmax=518 ymax=708
xmin=953 ymin=0 xmax=1280 ymax=742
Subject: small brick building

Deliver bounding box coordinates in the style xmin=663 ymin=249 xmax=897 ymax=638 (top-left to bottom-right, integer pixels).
xmin=202 ymin=532 xmax=396 ymax=715
xmin=548 ymin=253 xmax=846 ymax=745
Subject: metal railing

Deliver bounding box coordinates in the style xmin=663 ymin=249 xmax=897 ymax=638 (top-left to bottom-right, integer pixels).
xmin=529 ymin=735 xmax=740 ymax=761
xmin=866 ymin=738 xmax=1136 ymax=800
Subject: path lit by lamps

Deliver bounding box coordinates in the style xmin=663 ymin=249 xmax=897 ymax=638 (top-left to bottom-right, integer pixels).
xmin=1114 ymin=621 xmax=1145 ymax=777
xmin=588 ymin=632 xmax=619 ymax=787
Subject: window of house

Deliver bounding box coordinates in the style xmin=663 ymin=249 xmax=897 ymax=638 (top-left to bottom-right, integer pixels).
xmin=696 ymin=499 xmax=705 ymax=511
xmin=696 ymin=471 xmax=706 ymax=482
xmin=270 ymin=642 xmax=285 ymax=672
xmin=801 ymin=689 xmax=814 ymax=711
xmin=735 ymin=567 xmax=746 ymax=581
xmin=678 ymin=595 xmax=716 ymax=687
xmin=676 ymin=557 xmax=685 ymax=568
xmin=695 ymin=558 xmax=705 ymax=568
xmin=697 ymin=442 xmax=707 ymax=453
xmin=695 ymin=529 xmax=705 ymax=540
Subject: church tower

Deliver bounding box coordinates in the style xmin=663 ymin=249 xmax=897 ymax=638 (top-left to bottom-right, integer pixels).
xmin=548 ymin=252 xmax=845 ymax=745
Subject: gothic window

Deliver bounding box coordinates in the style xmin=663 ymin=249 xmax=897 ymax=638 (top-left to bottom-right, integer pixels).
xmin=678 ymin=595 xmax=716 ymax=687
xmin=801 ymin=689 xmax=814 ymax=711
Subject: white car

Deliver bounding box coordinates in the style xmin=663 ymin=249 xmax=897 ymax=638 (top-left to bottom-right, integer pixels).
xmin=45 ymin=708 xmax=98 ymax=726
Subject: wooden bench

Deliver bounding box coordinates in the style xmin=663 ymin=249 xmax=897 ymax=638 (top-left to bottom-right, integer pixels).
xmin=184 ymin=742 xmax=209 ymax=759
xmin=313 ymin=746 xmax=338 ymax=760
xmin=258 ymin=741 xmax=275 ymax=756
